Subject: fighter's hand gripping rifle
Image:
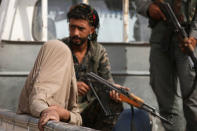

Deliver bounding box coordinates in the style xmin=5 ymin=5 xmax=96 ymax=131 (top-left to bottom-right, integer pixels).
xmin=155 ymin=0 xmax=197 ymax=73
xmin=87 ymin=72 xmax=172 ymax=125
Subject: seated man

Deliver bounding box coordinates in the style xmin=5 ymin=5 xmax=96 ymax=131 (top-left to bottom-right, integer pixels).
xmin=17 ymin=40 xmax=82 ymax=131
xmin=62 ymin=3 xmax=123 ymax=131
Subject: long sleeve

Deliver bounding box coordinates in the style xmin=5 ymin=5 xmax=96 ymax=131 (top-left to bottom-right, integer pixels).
xmin=97 ymin=44 xmax=114 ymax=83
xmin=67 ymin=72 xmax=82 ymax=125
xmin=29 ymin=40 xmax=70 ymax=116
xmin=134 ymin=0 xmax=152 ymax=17
xmin=27 ymin=40 xmax=81 ymax=125
xmin=190 ymin=10 xmax=197 ymax=39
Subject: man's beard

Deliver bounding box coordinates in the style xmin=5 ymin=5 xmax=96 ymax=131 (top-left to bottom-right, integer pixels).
xmin=69 ymin=36 xmax=88 ymax=46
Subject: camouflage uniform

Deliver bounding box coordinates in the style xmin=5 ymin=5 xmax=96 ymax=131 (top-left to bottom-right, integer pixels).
xmin=62 ymin=38 xmax=123 ymax=131
xmin=135 ymin=0 xmax=197 ymax=131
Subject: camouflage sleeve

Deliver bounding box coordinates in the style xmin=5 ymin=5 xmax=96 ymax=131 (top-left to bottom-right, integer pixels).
xmin=134 ymin=0 xmax=152 ymax=17
xmin=97 ymin=45 xmax=114 ymax=83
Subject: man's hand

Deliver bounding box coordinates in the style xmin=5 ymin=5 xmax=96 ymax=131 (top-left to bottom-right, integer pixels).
xmin=148 ymin=3 xmax=166 ymax=21
xmin=38 ymin=107 xmax=60 ymax=131
xmin=109 ymin=84 xmax=129 ymax=102
xmin=50 ymin=105 xmax=70 ymax=121
xmin=77 ymin=81 xmax=90 ymax=96
xmin=38 ymin=105 xmax=70 ymax=131
xmin=180 ymin=37 xmax=197 ymax=53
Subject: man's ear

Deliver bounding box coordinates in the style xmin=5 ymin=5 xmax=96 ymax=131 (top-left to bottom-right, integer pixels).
xmin=90 ymin=26 xmax=95 ymax=35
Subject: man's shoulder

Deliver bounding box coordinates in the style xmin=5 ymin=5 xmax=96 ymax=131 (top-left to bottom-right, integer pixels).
xmin=89 ymin=41 xmax=109 ymax=64
xmin=44 ymin=39 xmax=67 ymax=47
xmin=90 ymin=41 xmax=106 ymax=53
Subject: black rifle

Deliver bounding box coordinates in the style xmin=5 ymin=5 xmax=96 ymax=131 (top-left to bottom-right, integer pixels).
xmin=155 ymin=1 xmax=197 ymax=99
xmin=86 ymin=78 xmax=113 ymax=116
xmin=87 ymin=72 xmax=173 ymax=125
xmin=156 ymin=1 xmax=197 ymax=73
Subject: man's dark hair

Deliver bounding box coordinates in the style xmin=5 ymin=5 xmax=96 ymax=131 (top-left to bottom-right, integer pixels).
xmin=67 ymin=3 xmax=100 ymax=42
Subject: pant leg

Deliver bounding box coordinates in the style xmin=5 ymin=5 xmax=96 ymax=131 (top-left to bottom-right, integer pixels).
xmin=149 ymin=44 xmax=186 ymax=131
xmin=174 ymin=45 xmax=197 ymax=131
xmin=184 ymin=85 xmax=197 ymax=131
xmin=113 ymin=109 xmax=151 ymax=131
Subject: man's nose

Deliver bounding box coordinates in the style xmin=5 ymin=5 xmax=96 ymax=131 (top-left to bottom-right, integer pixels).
xmin=73 ymin=28 xmax=80 ymax=36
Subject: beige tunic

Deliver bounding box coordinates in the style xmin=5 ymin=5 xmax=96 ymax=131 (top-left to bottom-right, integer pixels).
xmin=17 ymin=40 xmax=82 ymax=125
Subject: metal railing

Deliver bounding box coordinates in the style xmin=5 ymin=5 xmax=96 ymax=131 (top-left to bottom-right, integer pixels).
xmin=0 ymin=109 xmax=97 ymax=131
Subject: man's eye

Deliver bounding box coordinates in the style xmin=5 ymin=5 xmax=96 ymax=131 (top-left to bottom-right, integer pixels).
xmin=70 ymin=26 xmax=75 ymax=29
xmin=78 ymin=27 xmax=84 ymax=31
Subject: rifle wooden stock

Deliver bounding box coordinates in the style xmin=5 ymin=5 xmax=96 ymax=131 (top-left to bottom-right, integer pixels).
xmin=119 ymin=93 xmax=144 ymax=108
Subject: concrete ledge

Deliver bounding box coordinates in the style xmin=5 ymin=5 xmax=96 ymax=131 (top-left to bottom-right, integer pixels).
xmin=0 ymin=108 xmax=98 ymax=131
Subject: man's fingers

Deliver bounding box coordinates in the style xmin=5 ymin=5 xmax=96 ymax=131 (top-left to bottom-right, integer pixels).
xmin=112 ymin=84 xmax=129 ymax=101
xmin=77 ymin=81 xmax=90 ymax=96
xmin=159 ymin=10 xmax=166 ymax=21
xmin=110 ymin=90 xmax=121 ymax=102
xmin=78 ymin=90 xmax=83 ymax=96
xmin=81 ymin=82 xmax=90 ymax=90
xmin=41 ymin=116 xmax=50 ymax=126
xmin=112 ymin=90 xmax=116 ymax=99
xmin=78 ymin=88 xmax=86 ymax=96
xmin=38 ymin=109 xmax=60 ymax=131
xmin=110 ymin=90 xmax=116 ymax=101
xmin=80 ymin=85 xmax=89 ymax=91
xmin=115 ymin=91 xmax=121 ymax=101
xmin=38 ymin=123 xmax=44 ymax=131
xmin=188 ymin=43 xmax=195 ymax=52
xmin=38 ymin=114 xmax=50 ymax=131
xmin=39 ymin=114 xmax=59 ymax=130
xmin=38 ymin=119 xmax=44 ymax=131
xmin=125 ymin=87 xmax=130 ymax=91
xmin=78 ymin=86 xmax=88 ymax=95
xmin=114 ymin=84 xmax=129 ymax=91
xmin=181 ymin=37 xmax=196 ymax=52
xmin=77 ymin=81 xmax=90 ymax=95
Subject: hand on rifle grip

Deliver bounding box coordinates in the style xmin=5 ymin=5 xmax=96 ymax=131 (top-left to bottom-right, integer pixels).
xmin=77 ymin=81 xmax=90 ymax=96
xmin=109 ymin=84 xmax=129 ymax=102
xmin=180 ymin=37 xmax=197 ymax=53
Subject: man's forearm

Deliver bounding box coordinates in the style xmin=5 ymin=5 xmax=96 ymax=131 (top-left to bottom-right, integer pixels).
xmin=51 ymin=106 xmax=70 ymax=122
xmin=29 ymin=98 xmax=49 ymax=117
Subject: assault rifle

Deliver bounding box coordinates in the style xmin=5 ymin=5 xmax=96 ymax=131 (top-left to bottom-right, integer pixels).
xmin=155 ymin=1 xmax=197 ymax=73
xmin=87 ymin=72 xmax=172 ymax=125
xmin=86 ymin=77 xmax=114 ymax=116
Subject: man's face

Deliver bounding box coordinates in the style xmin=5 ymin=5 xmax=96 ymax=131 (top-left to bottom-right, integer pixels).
xmin=69 ymin=19 xmax=94 ymax=46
